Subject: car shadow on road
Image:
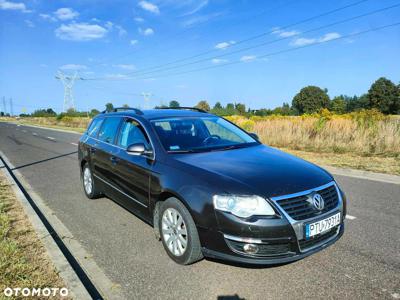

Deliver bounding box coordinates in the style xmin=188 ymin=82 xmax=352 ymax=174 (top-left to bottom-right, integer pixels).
xmin=218 ymin=294 xmax=245 ymax=300
xmin=11 ymin=151 xmax=78 ymax=170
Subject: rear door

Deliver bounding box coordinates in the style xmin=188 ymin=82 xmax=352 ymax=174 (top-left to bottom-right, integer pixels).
xmin=112 ymin=117 xmax=153 ymax=216
xmin=92 ymin=117 xmax=122 ymax=194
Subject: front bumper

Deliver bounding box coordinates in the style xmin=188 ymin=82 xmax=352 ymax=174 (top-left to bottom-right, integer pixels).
xmin=199 ymin=181 xmax=345 ymax=265
xmin=202 ymin=224 xmax=344 ymax=265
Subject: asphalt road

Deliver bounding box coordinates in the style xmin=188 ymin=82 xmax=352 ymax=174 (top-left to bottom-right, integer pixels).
xmin=0 ymin=122 xmax=399 ymax=300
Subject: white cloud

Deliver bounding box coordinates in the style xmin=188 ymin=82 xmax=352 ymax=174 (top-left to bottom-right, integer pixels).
xmin=291 ymin=32 xmax=341 ymax=46
xmin=291 ymin=37 xmax=316 ymax=46
xmin=105 ymin=21 xmax=113 ymax=29
xmin=319 ymin=32 xmax=341 ymax=42
xmin=138 ymin=27 xmax=154 ymax=36
xmin=39 ymin=13 xmax=57 ymax=22
xmin=25 ymin=20 xmax=34 ymax=27
xmin=0 ymin=0 xmax=29 ymax=12
xmin=39 ymin=63 xmax=48 ymax=68
xmin=60 ymin=64 xmax=88 ymax=70
xmin=272 ymin=27 xmax=300 ymax=38
xmin=54 ymin=7 xmax=79 ymax=20
xmin=55 ymin=23 xmax=108 ymax=41
xmin=134 ymin=17 xmax=144 ymax=22
xmin=115 ymin=25 xmax=127 ymax=36
xmin=130 ymin=39 xmax=138 ymax=45
xmin=240 ymin=55 xmax=256 ymax=62
xmin=215 ymin=40 xmax=235 ymax=50
xmin=105 ymin=73 xmax=131 ymax=80
xmin=138 ymin=1 xmax=160 ymax=14
xmin=181 ymin=0 xmax=208 ymax=16
xmin=113 ymin=64 xmax=136 ymax=70
xmin=182 ymin=12 xmax=222 ymax=27
xmin=211 ymin=58 xmax=228 ymax=64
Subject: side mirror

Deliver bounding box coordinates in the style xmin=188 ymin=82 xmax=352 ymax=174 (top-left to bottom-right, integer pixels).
xmin=127 ymin=143 xmax=153 ymax=157
xmin=249 ymin=133 xmax=259 ymax=141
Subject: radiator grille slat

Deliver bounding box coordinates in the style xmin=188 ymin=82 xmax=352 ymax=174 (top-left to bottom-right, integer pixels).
xmin=276 ymin=185 xmax=339 ymax=221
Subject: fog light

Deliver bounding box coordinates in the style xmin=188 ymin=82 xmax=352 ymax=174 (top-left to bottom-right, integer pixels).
xmin=243 ymin=243 xmax=259 ymax=254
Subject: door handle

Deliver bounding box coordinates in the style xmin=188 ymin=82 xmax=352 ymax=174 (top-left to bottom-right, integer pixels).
xmin=110 ymin=156 xmax=119 ymax=164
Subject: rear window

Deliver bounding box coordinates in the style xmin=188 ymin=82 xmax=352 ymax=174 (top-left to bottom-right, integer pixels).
xmin=98 ymin=117 xmax=122 ymax=144
xmin=86 ymin=118 xmax=103 ymax=137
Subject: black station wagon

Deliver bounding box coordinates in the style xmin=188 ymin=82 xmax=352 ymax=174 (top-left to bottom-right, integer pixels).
xmin=78 ymin=107 xmax=346 ymax=265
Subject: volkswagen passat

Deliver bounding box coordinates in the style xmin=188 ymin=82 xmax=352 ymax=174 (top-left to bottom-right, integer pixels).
xmin=78 ymin=107 xmax=346 ymax=265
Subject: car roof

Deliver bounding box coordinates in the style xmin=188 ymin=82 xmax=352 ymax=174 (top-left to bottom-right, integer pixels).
xmin=96 ymin=109 xmax=215 ymax=120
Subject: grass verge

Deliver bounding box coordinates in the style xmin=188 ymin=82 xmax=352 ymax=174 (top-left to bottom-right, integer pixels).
xmin=281 ymin=148 xmax=400 ymax=175
xmin=0 ymin=172 xmax=68 ymax=299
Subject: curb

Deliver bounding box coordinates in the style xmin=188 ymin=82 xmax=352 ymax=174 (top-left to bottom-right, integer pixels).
xmin=0 ymin=158 xmax=91 ymax=299
xmin=0 ymin=151 xmax=126 ymax=300
xmin=323 ymin=165 xmax=400 ymax=185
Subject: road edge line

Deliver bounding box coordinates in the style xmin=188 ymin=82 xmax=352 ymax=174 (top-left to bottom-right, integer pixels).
xmin=323 ymin=165 xmax=400 ymax=185
xmin=0 ymin=150 xmax=126 ymax=300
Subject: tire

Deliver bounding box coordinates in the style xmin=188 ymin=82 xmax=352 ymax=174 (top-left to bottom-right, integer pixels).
xmin=81 ymin=163 xmax=102 ymax=199
xmin=159 ymin=198 xmax=203 ymax=265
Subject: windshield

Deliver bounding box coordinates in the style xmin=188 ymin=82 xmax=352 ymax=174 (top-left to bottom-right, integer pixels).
xmin=151 ymin=116 xmax=258 ymax=153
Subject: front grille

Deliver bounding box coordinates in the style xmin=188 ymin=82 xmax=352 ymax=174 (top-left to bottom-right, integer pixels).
xmin=276 ymin=184 xmax=339 ymax=220
xmin=225 ymin=239 xmax=293 ymax=257
xmin=299 ymin=227 xmax=338 ymax=250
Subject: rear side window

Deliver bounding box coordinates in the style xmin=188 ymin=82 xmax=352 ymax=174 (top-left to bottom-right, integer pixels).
xmin=98 ymin=117 xmax=121 ymax=144
xmin=86 ymin=118 xmax=103 ymax=137
xmin=117 ymin=119 xmax=150 ymax=148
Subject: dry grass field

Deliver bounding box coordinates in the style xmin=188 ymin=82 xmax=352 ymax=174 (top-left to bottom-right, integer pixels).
xmin=0 ymin=173 xmax=68 ymax=299
xmin=2 ymin=109 xmax=399 ymax=175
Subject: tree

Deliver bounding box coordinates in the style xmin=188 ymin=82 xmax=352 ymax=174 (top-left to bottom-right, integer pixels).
xmin=195 ymin=100 xmax=210 ymax=111
xmin=0 ymin=112 xmax=4 ymax=116
xmin=213 ymin=102 xmax=223 ymax=110
xmin=330 ymin=96 xmax=346 ymax=114
xmin=90 ymin=109 xmax=100 ymax=117
xmin=292 ymin=86 xmax=330 ymax=114
xmin=367 ymin=77 xmax=400 ymax=114
xmin=169 ymin=100 xmax=180 ymax=108
xmin=122 ymin=104 xmax=130 ymax=108
xmin=105 ymin=102 xmax=114 ymax=112
xmin=235 ymin=103 xmax=246 ymax=115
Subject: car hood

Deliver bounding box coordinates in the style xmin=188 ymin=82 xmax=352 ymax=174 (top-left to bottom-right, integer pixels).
xmin=172 ymin=144 xmax=333 ymax=198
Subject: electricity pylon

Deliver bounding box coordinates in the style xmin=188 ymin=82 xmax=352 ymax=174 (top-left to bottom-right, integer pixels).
xmin=141 ymin=92 xmax=152 ymax=109
xmin=55 ymin=71 xmax=82 ymax=112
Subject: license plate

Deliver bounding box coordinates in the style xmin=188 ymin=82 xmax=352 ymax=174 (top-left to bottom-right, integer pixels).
xmin=305 ymin=212 xmax=341 ymax=239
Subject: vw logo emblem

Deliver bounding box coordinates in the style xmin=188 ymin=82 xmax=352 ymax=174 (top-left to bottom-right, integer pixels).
xmin=312 ymin=193 xmax=325 ymax=211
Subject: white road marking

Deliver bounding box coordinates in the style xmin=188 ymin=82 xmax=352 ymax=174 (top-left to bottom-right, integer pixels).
xmin=70 ymin=142 xmax=78 ymax=146
xmin=47 ymin=136 xmax=55 ymax=140
xmin=32 ymin=132 xmax=38 ymax=136
xmin=346 ymin=215 xmax=357 ymax=220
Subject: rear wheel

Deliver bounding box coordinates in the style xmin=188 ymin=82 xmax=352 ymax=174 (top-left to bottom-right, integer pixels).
xmin=159 ymin=198 xmax=203 ymax=265
xmin=82 ymin=163 xmax=101 ymax=199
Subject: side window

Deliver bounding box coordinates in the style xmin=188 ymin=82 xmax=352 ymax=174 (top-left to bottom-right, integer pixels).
xmin=117 ymin=119 xmax=150 ymax=148
xmin=98 ymin=117 xmax=122 ymax=144
xmin=86 ymin=118 xmax=103 ymax=137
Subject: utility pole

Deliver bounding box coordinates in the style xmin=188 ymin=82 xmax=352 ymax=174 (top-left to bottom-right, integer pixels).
xmin=141 ymin=92 xmax=152 ymax=109
xmin=9 ymin=98 xmax=13 ymax=116
xmin=2 ymin=96 xmax=7 ymax=115
xmin=55 ymin=71 xmax=82 ymax=112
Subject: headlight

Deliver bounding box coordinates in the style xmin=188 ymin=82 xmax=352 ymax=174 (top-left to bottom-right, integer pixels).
xmin=213 ymin=195 xmax=275 ymax=218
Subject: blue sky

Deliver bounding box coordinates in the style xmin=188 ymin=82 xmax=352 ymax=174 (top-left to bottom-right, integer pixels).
xmin=0 ymin=0 xmax=399 ymax=114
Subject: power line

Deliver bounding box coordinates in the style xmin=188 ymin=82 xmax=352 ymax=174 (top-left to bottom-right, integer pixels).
xmin=130 ymin=21 xmax=400 ymax=80
xmin=85 ymin=0 xmax=300 ymax=69
xmin=102 ymin=3 xmax=400 ymax=80
xmin=84 ymin=0 xmax=370 ymax=81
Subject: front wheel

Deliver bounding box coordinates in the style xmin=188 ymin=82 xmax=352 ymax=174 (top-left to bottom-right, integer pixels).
xmin=159 ymin=198 xmax=203 ymax=265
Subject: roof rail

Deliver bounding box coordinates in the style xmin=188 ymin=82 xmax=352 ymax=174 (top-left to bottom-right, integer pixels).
xmin=158 ymin=107 xmax=207 ymax=113
xmin=101 ymin=107 xmax=144 ymax=115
